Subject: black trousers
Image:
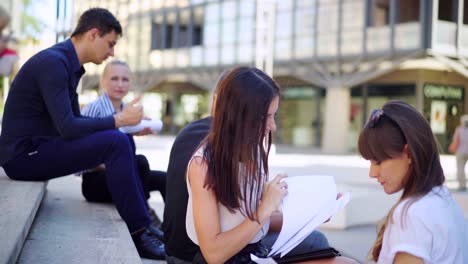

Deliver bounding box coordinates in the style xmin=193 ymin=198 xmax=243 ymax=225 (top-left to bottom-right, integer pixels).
xmin=82 ymin=154 xmax=166 ymax=203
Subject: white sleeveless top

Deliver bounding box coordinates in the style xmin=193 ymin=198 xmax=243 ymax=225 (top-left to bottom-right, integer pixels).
xmin=185 ymin=146 xmax=270 ymax=245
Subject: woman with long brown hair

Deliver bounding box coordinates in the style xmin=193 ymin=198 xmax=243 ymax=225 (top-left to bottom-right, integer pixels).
xmin=185 ymin=66 xmax=286 ymax=263
xmin=358 ymin=101 xmax=467 ymax=263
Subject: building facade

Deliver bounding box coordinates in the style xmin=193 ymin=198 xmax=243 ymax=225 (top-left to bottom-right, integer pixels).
xmin=74 ymin=0 xmax=468 ymax=153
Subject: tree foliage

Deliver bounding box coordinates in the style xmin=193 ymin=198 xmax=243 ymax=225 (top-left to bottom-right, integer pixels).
xmin=20 ymin=0 xmax=49 ymax=44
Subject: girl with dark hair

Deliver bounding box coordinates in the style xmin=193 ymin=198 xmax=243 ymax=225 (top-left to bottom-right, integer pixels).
xmin=186 ymin=66 xmax=285 ymax=263
xmin=358 ymin=101 xmax=467 ymax=263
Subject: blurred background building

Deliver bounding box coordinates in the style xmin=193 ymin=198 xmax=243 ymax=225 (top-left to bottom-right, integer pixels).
xmin=3 ymin=0 xmax=467 ymax=154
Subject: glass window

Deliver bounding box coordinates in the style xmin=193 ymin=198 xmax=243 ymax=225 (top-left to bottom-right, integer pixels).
xmin=341 ymin=31 xmax=363 ymax=55
xmin=369 ymin=0 xmax=389 ymax=26
xmin=179 ymin=9 xmax=191 ymax=47
xmin=191 ymin=0 xmax=205 ymax=4
xmin=237 ymin=43 xmax=254 ymax=63
xmin=180 ymin=9 xmax=190 ymax=24
xmin=276 ymin=11 xmax=292 ymax=39
xmin=342 ymin=1 xmax=364 ymax=29
xmin=277 ymin=1 xmax=292 ymax=11
xmin=317 ymin=2 xmax=338 ymax=32
xmin=295 ymin=8 xmax=315 ymax=36
xmin=274 ymin=39 xmax=291 ymax=60
xmin=464 ymin=0 xmax=468 ymax=24
xmin=238 ymin=17 xmax=255 ymax=43
xmin=151 ymin=14 xmax=165 ymax=50
xmin=205 ymin=3 xmax=220 ymax=22
xmin=190 ymin=46 xmax=203 ymax=66
xmin=438 ymin=0 xmax=455 ymax=22
xmin=194 ymin=6 xmax=204 ymax=24
xmin=193 ymin=7 xmax=204 ymax=46
xmin=204 ymin=23 xmax=220 ymax=45
xmin=296 ymin=0 xmax=316 ymax=8
xmin=239 ymin=0 xmax=255 ymax=17
xmin=204 ymin=46 xmax=219 ymax=65
xmin=295 ymin=37 xmax=314 ymax=57
xmin=222 ymin=20 xmax=237 ymax=44
xmin=222 ymin=0 xmax=238 ymax=19
xmin=398 ymin=0 xmax=420 ymax=23
xmin=317 ymin=34 xmax=337 ymax=56
xmin=221 ymin=45 xmax=236 ymax=64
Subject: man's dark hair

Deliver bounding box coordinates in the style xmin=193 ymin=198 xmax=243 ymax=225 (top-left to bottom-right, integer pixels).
xmin=71 ymin=8 xmax=122 ymax=38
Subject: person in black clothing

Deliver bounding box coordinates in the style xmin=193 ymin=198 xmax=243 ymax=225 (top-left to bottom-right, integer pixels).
xmin=163 ymin=116 xmax=212 ymax=262
xmin=0 ymin=8 xmax=164 ymax=260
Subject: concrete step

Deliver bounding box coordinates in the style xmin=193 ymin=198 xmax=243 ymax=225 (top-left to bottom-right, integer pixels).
xmin=0 ymin=167 xmax=47 ymax=264
xmin=17 ymin=176 xmax=142 ymax=264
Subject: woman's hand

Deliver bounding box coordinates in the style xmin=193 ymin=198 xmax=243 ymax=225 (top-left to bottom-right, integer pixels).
xmin=258 ymin=174 xmax=288 ymax=221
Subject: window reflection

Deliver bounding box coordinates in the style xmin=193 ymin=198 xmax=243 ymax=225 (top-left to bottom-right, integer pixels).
xmin=222 ymin=20 xmax=236 ymax=45
xmin=222 ymin=0 xmax=237 ymax=19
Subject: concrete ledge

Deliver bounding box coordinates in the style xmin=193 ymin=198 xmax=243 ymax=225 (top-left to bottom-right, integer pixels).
xmin=17 ymin=176 xmax=141 ymax=264
xmin=322 ymin=184 xmax=400 ymax=229
xmin=320 ymin=184 xmax=468 ymax=228
xmin=0 ymin=167 xmax=47 ymax=264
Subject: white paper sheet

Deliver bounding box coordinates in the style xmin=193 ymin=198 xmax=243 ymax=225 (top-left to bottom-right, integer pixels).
xmin=277 ymin=192 xmax=351 ymax=257
xmin=251 ymin=254 xmax=278 ymax=264
xmin=119 ymin=119 xmax=163 ymax=134
xmin=268 ymin=175 xmax=351 ymax=257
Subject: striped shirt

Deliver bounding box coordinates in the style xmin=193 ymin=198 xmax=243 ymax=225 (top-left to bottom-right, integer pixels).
xmin=79 ymin=93 xmax=135 ymax=175
xmin=81 ymin=93 xmax=123 ymax=118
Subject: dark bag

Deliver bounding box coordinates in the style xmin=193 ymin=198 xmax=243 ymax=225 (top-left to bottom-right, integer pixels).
xmin=273 ymin=247 xmax=341 ymax=263
xmin=192 ymin=241 xmax=269 ymax=264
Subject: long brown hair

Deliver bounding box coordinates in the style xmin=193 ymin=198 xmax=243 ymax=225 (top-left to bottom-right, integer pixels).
xmin=202 ymin=66 xmax=280 ymax=221
xmin=358 ymin=100 xmax=444 ymax=261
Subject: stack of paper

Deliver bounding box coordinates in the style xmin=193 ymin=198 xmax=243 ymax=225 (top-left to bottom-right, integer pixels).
xmin=119 ymin=119 xmax=163 ymax=134
xmin=268 ymin=175 xmax=351 ymax=258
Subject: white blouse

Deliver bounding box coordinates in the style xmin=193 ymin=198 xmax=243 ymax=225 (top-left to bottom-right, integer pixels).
xmin=185 ymin=146 xmax=270 ymax=245
xmin=378 ymin=186 xmax=468 ymax=264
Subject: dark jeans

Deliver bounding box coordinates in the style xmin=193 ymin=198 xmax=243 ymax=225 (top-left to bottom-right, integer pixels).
xmin=262 ymin=230 xmax=329 ymax=257
xmin=192 ymin=241 xmax=269 ymax=264
xmin=168 ymin=230 xmax=329 ymax=264
xmin=3 ymin=130 xmax=151 ymax=232
xmin=82 ymin=154 xmax=167 ymax=203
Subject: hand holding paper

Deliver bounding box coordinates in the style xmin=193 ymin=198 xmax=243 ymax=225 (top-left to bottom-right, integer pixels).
xmin=268 ymin=175 xmax=351 ymax=258
xmin=119 ymin=119 xmax=163 ymax=134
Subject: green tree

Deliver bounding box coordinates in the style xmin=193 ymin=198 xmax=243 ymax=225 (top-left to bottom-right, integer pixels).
xmin=20 ymin=0 xmax=48 ymax=44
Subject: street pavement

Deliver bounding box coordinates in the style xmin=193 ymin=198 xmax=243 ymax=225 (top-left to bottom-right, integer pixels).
xmin=136 ymin=135 xmax=467 ymax=263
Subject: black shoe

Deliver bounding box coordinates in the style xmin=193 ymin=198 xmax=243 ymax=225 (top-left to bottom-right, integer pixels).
xmin=148 ymin=208 xmax=163 ymax=228
xmin=147 ymin=223 xmax=164 ymax=241
xmin=132 ymin=228 xmax=166 ymax=260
